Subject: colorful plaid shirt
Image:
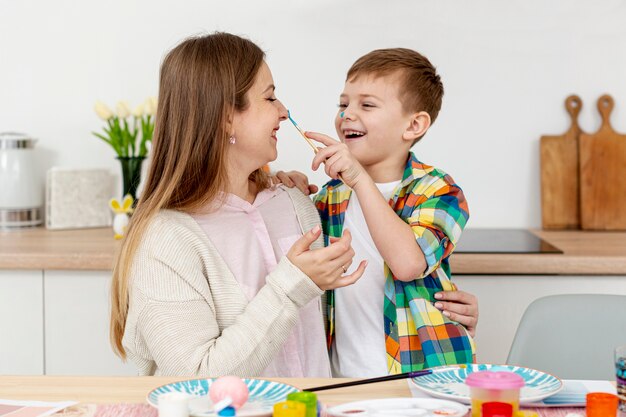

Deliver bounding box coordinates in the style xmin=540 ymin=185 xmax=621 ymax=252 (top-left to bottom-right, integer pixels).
xmin=314 ymin=152 xmax=475 ymax=374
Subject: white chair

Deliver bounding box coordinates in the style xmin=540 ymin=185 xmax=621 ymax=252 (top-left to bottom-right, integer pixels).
xmin=506 ymin=294 xmax=626 ymax=380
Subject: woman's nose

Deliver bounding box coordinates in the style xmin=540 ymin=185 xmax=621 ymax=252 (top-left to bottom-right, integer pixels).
xmin=277 ymin=101 xmax=288 ymax=120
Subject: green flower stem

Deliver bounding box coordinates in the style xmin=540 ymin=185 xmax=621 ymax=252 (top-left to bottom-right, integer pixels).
xmin=93 ymin=110 xmax=154 ymax=158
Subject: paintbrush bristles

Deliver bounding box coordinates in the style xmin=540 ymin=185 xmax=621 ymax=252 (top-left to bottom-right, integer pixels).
xmin=287 ymin=111 xmax=318 ymax=154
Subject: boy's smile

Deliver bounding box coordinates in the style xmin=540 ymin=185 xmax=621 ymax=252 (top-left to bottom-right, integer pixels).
xmin=343 ymin=129 xmax=367 ymax=141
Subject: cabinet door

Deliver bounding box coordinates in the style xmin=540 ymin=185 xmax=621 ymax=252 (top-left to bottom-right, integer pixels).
xmin=457 ymin=275 xmax=626 ymax=364
xmin=0 ymin=270 xmax=44 ymax=375
xmin=44 ymin=270 xmax=137 ymax=375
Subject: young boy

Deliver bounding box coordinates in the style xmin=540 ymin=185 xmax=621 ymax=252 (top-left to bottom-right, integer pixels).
xmin=307 ymin=48 xmax=474 ymax=377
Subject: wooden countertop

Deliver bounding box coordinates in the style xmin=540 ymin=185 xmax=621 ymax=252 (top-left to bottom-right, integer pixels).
xmin=1 ymin=227 xmax=626 ymax=275
xmin=0 ymin=376 xmax=409 ymax=406
xmin=451 ymin=229 xmax=626 ymax=275
xmin=0 ymin=227 xmax=117 ymax=270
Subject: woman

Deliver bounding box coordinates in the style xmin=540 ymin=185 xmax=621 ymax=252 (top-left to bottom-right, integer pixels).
xmin=110 ymin=32 xmax=365 ymax=377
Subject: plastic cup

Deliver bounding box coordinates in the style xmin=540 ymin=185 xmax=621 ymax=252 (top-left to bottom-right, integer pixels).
xmin=465 ymin=371 xmax=525 ymax=417
xmin=157 ymin=392 xmax=190 ymax=417
xmin=586 ymin=392 xmax=618 ymax=417
xmin=287 ymin=392 xmax=317 ymax=417
xmin=273 ymin=400 xmax=306 ymax=417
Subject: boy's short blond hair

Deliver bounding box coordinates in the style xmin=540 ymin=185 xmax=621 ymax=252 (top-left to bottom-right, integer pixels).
xmin=347 ymin=48 xmax=444 ymax=124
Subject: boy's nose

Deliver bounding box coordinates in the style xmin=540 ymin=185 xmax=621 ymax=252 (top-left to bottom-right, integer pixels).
xmin=342 ymin=109 xmax=356 ymax=121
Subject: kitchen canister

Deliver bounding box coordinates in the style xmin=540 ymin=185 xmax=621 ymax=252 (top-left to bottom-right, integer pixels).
xmin=0 ymin=132 xmax=43 ymax=228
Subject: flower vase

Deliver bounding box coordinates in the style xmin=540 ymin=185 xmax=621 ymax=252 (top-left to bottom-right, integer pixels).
xmin=117 ymin=156 xmax=145 ymax=202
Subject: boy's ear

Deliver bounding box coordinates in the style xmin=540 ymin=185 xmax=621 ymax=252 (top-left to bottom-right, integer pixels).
xmin=402 ymin=111 xmax=431 ymax=142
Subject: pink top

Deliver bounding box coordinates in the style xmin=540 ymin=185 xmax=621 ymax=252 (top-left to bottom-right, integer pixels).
xmin=192 ymin=185 xmax=331 ymax=377
xmin=465 ymin=371 xmax=525 ymax=390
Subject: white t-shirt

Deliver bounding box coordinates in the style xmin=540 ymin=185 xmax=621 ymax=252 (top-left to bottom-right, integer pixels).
xmin=330 ymin=180 xmax=401 ymax=377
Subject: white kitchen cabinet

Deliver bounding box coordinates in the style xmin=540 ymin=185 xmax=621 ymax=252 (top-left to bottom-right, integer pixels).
xmin=44 ymin=270 xmax=137 ymax=375
xmin=456 ymin=275 xmax=626 ymax=364
xmin=0 ymin=270 xmax=44 ymax=375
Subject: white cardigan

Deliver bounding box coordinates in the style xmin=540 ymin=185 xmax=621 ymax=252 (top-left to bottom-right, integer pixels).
xmin=122 ymin=187 xmax=325 ymax=376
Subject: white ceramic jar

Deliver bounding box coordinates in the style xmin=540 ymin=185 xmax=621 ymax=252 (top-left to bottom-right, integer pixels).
xmin=0 ymin=132 xmax=43 ymax=228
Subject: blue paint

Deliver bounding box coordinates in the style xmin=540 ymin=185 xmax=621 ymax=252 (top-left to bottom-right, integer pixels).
xmin=287 ymin=110 xmax=305 ymax=135
xmin=340 ymin=111 xmax=345 ymax=118
xmin=218 ymin=406 xmax=235 ymax=416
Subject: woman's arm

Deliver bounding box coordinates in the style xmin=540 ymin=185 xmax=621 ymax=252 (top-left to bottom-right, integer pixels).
xmin=126 ymin=214 xmax=364 ymax=376
xmin=130 ymin=252 xmax=322 ymax=377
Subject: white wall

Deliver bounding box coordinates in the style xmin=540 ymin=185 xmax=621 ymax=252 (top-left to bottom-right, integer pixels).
xmin=2 ymin=0 xmax=625 ymax=228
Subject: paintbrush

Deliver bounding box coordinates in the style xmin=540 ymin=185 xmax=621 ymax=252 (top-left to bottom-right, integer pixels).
xmin=287 ymin=110 xmax=318 ymax=154
xmin=303 ymin=364 xmax=468 ymax=392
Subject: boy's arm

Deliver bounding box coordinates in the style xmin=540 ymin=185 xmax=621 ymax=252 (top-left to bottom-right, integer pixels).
xmin=352 ymin=174 xmax=427 ymax=281
xmin=306 ymin=131 xmax=426 ymax=281
xmin=307 ymin=131 xmax=468 ymax=282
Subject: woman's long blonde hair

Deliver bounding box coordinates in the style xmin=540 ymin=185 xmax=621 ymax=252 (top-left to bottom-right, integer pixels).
xmin=110 ymin=32 xmax=270 ymax=358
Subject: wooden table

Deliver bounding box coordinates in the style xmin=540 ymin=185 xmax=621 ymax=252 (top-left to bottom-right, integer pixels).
xmin=0 ymin=376 xmax=410 ymax=406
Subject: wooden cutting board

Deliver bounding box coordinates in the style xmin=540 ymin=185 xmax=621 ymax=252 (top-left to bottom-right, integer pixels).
xmin=579 ymin=94 xmax=626 ymax=230
xmin=540 ymin=95 xmax=583 ymax=229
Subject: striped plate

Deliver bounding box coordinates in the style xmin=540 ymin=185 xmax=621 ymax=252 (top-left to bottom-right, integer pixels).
xmin=411 ymin=364 xmax=563 ymax=404
xmin=147 ymin=378 xmax=299 ymax=416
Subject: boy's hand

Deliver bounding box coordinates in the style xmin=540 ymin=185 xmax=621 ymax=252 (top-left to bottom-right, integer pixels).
xmin=287 ymin=226 xmax=367 ymax=290
xmin=273 ymin=170 xmax=319 ymax=195
xmin=306 ymin=131 xmax=365 ymax=188
xmin=434 ymin=290 xmax=479 ymax=337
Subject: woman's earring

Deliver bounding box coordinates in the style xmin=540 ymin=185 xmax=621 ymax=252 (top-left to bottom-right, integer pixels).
xmin=229 ymin=135 xmax=236 ymax=144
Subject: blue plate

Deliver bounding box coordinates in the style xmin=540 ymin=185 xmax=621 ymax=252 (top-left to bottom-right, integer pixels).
xmin=147 ymin=378 xmax=299 ymax=416
xmin=410 ymin=364 xmax=563 ymax=404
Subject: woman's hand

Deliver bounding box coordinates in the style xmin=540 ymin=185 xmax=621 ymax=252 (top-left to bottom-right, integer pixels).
xmin=287 ymin=225 xmax=367 ymax=290
xmin=273 ymin=170 xmax=318 ymax=195
xmin=434 ymin=290 xmax=479 ymax=337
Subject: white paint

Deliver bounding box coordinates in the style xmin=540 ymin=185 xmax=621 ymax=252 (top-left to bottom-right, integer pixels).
xmin=457 ymin=275 xmax=626 ymax=364
xmin=2 ymin=0 xmax=625 ymax=227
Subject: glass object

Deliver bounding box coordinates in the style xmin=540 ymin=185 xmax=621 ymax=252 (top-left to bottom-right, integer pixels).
xmin=117 ymin=156 xmax=145 ymax=201
xmin=616 ymin=344 xmax=626 ymax=412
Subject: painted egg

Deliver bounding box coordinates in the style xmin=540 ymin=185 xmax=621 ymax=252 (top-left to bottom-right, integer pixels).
xmin=209 ymin=376 xmax=249 ymax=409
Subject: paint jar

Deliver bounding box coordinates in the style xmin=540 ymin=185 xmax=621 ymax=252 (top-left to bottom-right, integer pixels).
xmin=286 ymin=392 xmax=317 ymax=417
xmin=586 ymin=392 xmax=618 ymax=417
xmin=157 ymin=392 xmax=190 ymax=417
xmin=465 ymin=371 xmax=524 ymax=417
xmin=482 ymin=402 xmax=512 ymax=417
xmin=273 ymin=400 xmax=306 ymax=417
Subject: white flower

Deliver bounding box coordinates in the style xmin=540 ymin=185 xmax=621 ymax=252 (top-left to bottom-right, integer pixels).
xmin=116 ymin=101 xmax=131 ymax=119
xmin=94 ymin=101 xmax=114 ymax=120
xmin=132 ymin=104 xmax=145 ymax=118
xmin=145 ymin=96 xmax=158 ymax=116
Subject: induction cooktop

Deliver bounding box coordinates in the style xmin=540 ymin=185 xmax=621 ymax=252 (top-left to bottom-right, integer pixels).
xmin=455 ymin=229 xmax=563 ymax=254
